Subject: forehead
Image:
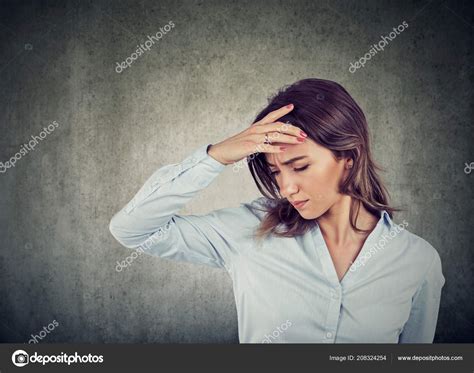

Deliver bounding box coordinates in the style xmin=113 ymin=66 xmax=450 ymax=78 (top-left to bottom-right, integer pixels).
xmin=263 ymin=139 xmax=334 ymax=166
xmin=264 ymin=144 xmax=308 ymax=166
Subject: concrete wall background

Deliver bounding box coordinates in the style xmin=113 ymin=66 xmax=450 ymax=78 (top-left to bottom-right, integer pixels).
xmin=0 ymin=0 xmax=472 ymax=343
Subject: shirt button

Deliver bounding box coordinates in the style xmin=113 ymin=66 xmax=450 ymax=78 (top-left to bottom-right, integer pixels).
xmin=326 ymin=332 xmax=332 ymax=338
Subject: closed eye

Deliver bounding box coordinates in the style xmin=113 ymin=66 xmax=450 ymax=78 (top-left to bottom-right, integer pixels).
xmin=270 ymin=165 xmax=309 ymax=176
xmin=295 ymin=165 xmax=309 ymax=172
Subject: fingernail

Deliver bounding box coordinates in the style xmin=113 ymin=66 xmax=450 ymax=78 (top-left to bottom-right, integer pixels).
xmin=300 ymin=131 xmax=307 ymax=137
xmin=297 ymin=137 xmax=305 ymax=142
xmin=280 ymin=146 xmax=287 ymax=151
xmin=286 ymin=104 xmax=293 ymax=109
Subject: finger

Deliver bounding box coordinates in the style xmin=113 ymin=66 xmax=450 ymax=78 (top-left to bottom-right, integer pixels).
xmin=264 ymin=132 xmax=306 ymax=145
xmin=255 ymin=104 xmax=294 ymax=125
xmin=255 ymin=121 xmax=306 ymax=139
xmin=253 ymin=143 xmax=288 ymax=154
xmin=251 ymin=132 xmax=304 ymax=145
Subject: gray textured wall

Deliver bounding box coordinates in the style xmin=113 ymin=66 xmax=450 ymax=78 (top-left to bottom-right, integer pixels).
xmin=0 ymin=0 xmax=472 ymax=343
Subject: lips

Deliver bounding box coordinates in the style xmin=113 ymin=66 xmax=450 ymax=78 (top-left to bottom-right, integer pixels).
xmin=292 ymin=200 xmax=308 ymax=208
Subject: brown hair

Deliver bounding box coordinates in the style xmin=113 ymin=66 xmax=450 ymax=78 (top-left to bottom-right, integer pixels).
xmin=247 ymin=78 xmax=399 ymax=239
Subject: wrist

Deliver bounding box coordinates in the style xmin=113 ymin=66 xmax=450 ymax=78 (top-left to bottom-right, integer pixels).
xmin=207 ymin=144 xmax=228 ymax=165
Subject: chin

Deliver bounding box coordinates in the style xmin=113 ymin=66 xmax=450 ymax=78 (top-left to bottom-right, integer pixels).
xmin=297 ymin=209 xmax=322 ymax=220
xmin=298 ymin=205 xmax=329 ymax=220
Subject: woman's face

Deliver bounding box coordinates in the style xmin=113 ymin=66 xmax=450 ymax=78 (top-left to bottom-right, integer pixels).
xmin=264 ymin=138 xmax=351 ymax=219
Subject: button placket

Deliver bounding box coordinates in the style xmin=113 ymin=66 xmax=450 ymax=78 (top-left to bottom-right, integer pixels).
xmin=181 ymin=155 xmax=200 ymax=173
xmin=324 ymin=287 xmax=342 ymax=342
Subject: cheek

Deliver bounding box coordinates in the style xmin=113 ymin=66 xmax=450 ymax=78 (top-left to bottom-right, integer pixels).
xmin=304 ymin=164 xmax=343 ymax=199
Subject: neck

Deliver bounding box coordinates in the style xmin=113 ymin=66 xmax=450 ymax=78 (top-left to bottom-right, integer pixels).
xmin=316 ymin=195 xmax=378 ymax=247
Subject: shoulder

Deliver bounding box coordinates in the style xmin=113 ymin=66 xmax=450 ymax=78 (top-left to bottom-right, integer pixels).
xmin=400 ymin=228 xmax=440 ymax=261
xmin=393 ymin=223 xmax=444 ymax=286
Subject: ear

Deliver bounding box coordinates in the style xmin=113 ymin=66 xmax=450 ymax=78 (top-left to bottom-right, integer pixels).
xmin=345 ymin=158 xmax=353 ymax=169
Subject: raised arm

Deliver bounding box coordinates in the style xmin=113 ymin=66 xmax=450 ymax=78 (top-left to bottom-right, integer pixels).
xmin=109 ymin=104 xmax=304 ymax=269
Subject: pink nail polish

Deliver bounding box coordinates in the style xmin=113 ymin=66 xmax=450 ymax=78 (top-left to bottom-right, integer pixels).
xmin=286 ymin=104 xmax=293 ymax=109
xmin=297 ymin=137 xmax=305 ymax=142
xmin=300 ymin=131 xmax=307 ymax=137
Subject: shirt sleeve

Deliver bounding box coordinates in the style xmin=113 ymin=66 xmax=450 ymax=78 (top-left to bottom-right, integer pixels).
xmin=109 ymin=144 xmax=255 ymax=270
xmin=398 ymin=250 xmax=445 ymax=343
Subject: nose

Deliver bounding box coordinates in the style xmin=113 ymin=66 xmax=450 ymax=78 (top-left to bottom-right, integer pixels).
xmin=278 ymin=172 xmax=299 ymax=199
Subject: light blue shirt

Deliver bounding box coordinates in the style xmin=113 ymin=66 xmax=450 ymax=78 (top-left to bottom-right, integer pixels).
xmin=109 ymin=144 xmax=445 ymax=343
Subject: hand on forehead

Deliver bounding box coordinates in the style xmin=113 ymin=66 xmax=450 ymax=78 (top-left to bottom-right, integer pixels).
xmin=264 ymin=143 xmax=300 ymax=164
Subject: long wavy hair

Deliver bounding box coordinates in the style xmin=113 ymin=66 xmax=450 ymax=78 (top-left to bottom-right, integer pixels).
xmin=248 ymin=78 xmax=398 ymax=239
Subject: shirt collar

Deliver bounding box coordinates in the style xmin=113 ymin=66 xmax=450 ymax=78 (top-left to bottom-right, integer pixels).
xmin=379 ymin=209 xmax=393 ymax=228
xmin=312 ymin=209 xmax=393 ymax=232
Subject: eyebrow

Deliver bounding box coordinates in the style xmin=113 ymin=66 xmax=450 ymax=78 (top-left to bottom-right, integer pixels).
xmin=266 ymin=156 xmax=309 ymax=167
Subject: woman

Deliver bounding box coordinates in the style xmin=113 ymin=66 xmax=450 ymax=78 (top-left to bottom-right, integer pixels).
xmin=109 ymin=78 xmax=445 ymax=343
